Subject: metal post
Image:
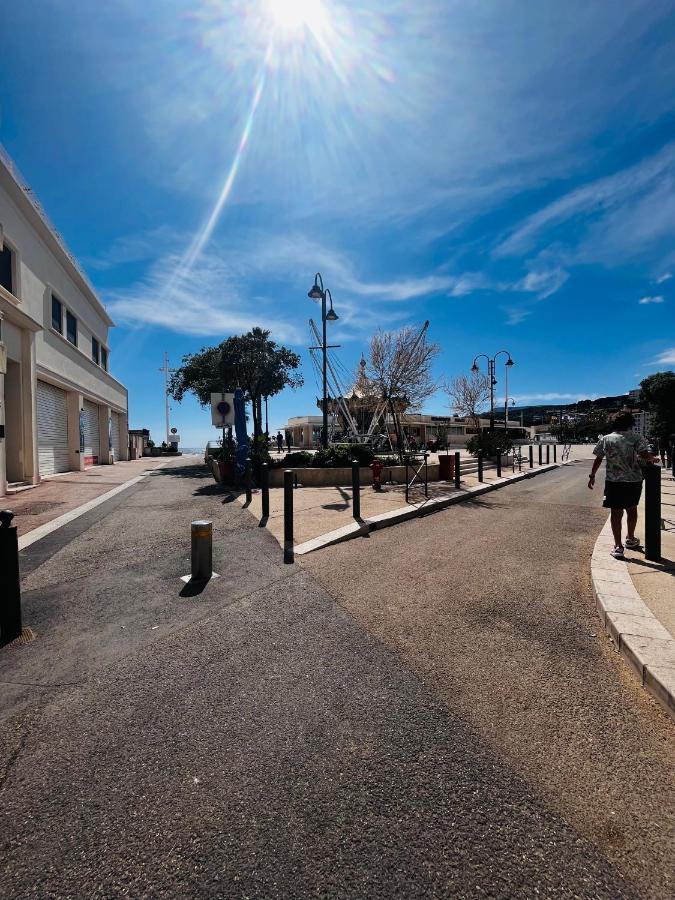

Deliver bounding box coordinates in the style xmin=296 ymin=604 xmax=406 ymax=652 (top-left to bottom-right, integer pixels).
xmin=644 ymin=464 xmax=661 ymax=562
xmin=261 ymin=463 xmax=269 ymax=519
xmin=546 ymin=444 xmax=550 ymax=464
xmin=553 ymin=444 xmax=557 ymax=463
xmin=489 ymin=359 xmax=495 ymax=432
xmin=284 ymin=470 xmax=294 ymax=563
xmin=245 ymin=456 xmax=252 ymax=504
xmin=352 ymin=460 xmax=361 ymax=520
xmin=529 ymin=445 xmax=533 ymax=469
xmin=454 ymin=452 xmax=461 ymax=489
xmin=424 ymin=452 xmax=428 ymax=498
xmin=0 ymin=510 xmax=22 ymax=646
xmin=191 ymin=520 xmax=213 ymax=582
xmin=477 ymin=451 xmax=483 ymax=482
xmin=321 ymin=294 xmax=328 ymax=449
xmin=405 ymin=459 xmax=409 ymax=504
xmin=496 ymin=449 xmax=502 ymax=478
xmin=538 ymin=444 xmax=543 ymax=466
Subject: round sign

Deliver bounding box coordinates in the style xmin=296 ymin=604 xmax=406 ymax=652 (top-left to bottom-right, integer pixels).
xmin=217 ymin=400 xmax=231 ymax=415
xmin=170 ymin=427 xmax=177 ymax=434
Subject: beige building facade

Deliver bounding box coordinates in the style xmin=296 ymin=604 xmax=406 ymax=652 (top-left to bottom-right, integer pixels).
xmin=0 ymin=148 xmax=128 ymax=497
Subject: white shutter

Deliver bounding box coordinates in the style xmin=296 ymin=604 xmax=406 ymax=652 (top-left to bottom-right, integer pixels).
xmin=111 ymin=412 xmax=123 ymax=460
xmin=37 ymin=381 xmax=70 ymax=476
xmin=83 ymin=400 xmax=100 ymax=464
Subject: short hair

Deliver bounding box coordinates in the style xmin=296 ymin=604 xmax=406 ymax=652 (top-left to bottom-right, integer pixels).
xmin=613 ymin=412 xmax=635 ymax=430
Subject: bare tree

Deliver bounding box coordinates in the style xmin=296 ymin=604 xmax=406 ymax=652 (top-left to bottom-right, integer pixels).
xmin=366 ymin=322 xmax=440 ymax=458
xmin=445 ymin=372 xmax=490 ymax=434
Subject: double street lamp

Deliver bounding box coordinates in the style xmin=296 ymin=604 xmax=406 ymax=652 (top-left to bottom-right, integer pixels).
xmin=471 ymin=350 xmax=514 ymax=432
xmin=308 ymin=272 xmax=339 ymax=449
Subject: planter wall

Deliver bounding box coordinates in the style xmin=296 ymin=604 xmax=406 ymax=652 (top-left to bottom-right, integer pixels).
xmin=268 ymin=463 xmax=441 ymax=488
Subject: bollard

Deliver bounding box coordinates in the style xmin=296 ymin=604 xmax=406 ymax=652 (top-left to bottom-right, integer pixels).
xmin=546 ymin=444 xmax=550 ymax=464
xmin=261 ymin=463 xmax=270 ymax=519
xmin=351 ymin=461 xmax=361 ymax=520
xmin=454 ymin=452 xmax=461 ymax=489
xmin=0 ymin=510 xmax=22 ymax=646
xmin=477 ymin=451 xmax=483 ymax=482
xmin=553 ymin=444 xmax=557 ymax=463
xmin=538 ymin=444 xmax=543 ymax=466
xmin=496 ymin=450 xmax=502 ymax=478
xmin=529 ymin=445 xmax=534 ymax=469
xmin=424 ymin=452 xmax=429 ymax=498
xmin=644 ymin=464 xmax=662 ymax=562
xmin=284 ymin=469 xmax=294 ymax=563
xmin=191 ymin=520 xmax=213 ymax=582
xmin=245 ymin=456 xmax=252 ymax=504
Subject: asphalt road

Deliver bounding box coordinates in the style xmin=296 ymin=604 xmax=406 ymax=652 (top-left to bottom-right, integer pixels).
xmin=0 ymin=460 xmax=672 ymax=897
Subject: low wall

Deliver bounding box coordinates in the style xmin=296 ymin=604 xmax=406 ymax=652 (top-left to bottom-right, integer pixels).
xmin=269 ymin=463 xmax=441 ymax=488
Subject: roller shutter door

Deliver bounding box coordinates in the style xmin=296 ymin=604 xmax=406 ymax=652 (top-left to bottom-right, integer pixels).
xmin=83 ymin=400 xmax=100 ymax=465
xmin=37 ymin=381 xmax=70 ymax=476
xmin=111 ymin=412 xmax=123 ymax=461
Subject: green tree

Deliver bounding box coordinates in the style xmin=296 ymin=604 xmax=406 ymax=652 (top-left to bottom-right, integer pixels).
xmin=169 ymin=328 xmax=303 ymax=438
xmin=640 ymin=371 xmax=675 ymax=441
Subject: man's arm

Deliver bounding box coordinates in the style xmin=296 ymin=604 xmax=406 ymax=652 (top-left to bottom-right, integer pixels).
xmin=588 ymin=455 xmax=603 ymax=489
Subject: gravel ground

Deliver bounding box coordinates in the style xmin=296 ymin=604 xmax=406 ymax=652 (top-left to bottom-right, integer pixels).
xmin=0 ymin=460 xmax=670 ymax=898
xmin=302 ymin=460 xmax=675 ymax=899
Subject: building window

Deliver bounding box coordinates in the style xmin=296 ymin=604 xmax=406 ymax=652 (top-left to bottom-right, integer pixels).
xmin=0 ymin=244 xmax=14 ymax=295
xmin=66 ymin=310 xmax=77 ymax=346
xmin=52 ymin=294 xmax=63 ymax=333
xmin=101 ymin=346 xmax=108 ymax=371
xmin=92 ymin=336 xmax=100 ymax=365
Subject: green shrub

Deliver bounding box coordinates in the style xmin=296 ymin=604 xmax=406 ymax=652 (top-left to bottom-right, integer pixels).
xmin=270 ymin=451 xmax=313 ymax=469
xmin=313 ymin=444 xmax=375 ymax=468
xmin=466 ymin=432 xmax=513 ymax=457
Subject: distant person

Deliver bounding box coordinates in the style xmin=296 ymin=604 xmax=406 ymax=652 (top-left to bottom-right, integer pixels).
xmin=285 ymin=432 xmax=292 ymax=452
xmin=276 ymin=431 xmax=283 ymax=453
xmin=588 ymin=412 xmax=656 ymax=558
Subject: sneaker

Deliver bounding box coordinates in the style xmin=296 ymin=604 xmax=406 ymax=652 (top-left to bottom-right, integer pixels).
xmin=625 ymin=537 xmax=641 ymax=549
xmin=611 ymin=546 xmax=625 ymax=559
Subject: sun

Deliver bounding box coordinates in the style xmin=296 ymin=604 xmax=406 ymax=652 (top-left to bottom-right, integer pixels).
xmin=263 ymin=0 xmax=332 ymax=40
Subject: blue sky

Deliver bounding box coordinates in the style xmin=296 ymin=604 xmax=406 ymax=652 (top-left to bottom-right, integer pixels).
xmin=2 ymin=0 xmax=675 ymax=446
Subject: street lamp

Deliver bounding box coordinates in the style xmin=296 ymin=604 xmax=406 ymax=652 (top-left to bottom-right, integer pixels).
xmin=308 ymin=272 xmax=339 ymax=449
xmin=472 ymin=350 xmax=514 ymax=432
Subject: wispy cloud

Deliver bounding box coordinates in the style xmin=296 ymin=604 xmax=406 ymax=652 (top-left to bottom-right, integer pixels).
xmin=86 ymin=225 xmax=180 ymax=271
xmin=512 ymin=392 xmax=599 ymax=403
xmin=656 ymin=272 xmax=672 ymax=283
xmin=651 ymin=347 xmax=675 ymax=365
xmin=638 ymin=295 xmax=665 ymax=304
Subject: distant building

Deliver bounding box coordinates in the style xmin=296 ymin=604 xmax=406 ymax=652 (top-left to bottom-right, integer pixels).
xmin=0 ymin=146 xmax=128 ymax=496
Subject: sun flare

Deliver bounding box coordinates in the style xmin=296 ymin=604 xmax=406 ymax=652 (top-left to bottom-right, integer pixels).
xmin=263 ymin=0 xmax=332 ymax=40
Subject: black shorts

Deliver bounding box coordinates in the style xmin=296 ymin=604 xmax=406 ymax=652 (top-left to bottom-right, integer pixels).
xmin=603 ymin=480 xmax=642 ymax=510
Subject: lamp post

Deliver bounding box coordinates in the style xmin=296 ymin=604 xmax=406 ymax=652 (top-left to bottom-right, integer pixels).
xmin=504 ymin=396 xmax=516 ymax=432
xmin=471 ymin=350 xmax=514 ymax=432
xmin=308 ymin=273 xmax=339 ymax=449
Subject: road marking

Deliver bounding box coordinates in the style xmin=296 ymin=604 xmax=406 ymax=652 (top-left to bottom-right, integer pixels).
xmin=18 ymin=466 xmax=166 ymax=551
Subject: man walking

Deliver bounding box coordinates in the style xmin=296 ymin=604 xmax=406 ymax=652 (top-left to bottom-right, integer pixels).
xmin=588 ymin=412 xmax=655 ymax=558
xmin=276 ymin=431 xmax=283 ymax=454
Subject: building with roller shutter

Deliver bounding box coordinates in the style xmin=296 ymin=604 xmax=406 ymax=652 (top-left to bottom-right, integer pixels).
xmin=0 ymin=147 xmax=128 ymax=497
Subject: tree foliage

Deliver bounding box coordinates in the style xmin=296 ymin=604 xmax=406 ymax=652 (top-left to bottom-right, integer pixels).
xmin=169 ymin=328 xmax=303 ymax=438
xmin=640 ymin=371 xmax=675 ymax=440
xmin=445 ymin=373 xmax=490 ymax=432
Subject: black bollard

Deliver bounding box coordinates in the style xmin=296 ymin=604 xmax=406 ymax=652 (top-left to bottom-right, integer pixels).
xmin=245 ymin=456 xmax=252 ymax=504
xmin=261 ymin=463 xmax=269 ymax=519
xmin=496 ymin=449 xmax=502 ymax=478
xmin=546 ymin=444 xmax=550 ymax=464
xmin=553 ymin=444 xmax=557 ymax=463
xmin=644 ymin=464 xmax=662 ymax=562
xmin=454 ymin=452 xmax=461 ymax=489
xmin=0 ymin=510 xmax=22 ymax=646
xmin=529 ymin=445 xmax=534 ymax=469
xmin=477 ymin=451 xmax=483 ymax=482
xmin=283 ymin=470 xmax=294 ymax=563
xmin=538 ymin=444 xmax=543 ymax=466
xmin=352 ymin=460 xmax=361 ymax=520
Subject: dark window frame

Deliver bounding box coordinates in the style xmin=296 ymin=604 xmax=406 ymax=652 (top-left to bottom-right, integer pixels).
xmin=66 ymin=310 xmax=77 ymax=346
xmin=52 ymin=294 xmax=63 ymax=333
xmin=92 ymin=336 xmax=100 ymax=365
xmin=101 ymin=346 xmax=108 ymax=371
xmin=0 ymin=243 xmax=15 ymax=295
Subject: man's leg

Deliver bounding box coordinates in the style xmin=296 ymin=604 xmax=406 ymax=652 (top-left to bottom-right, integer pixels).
xmin=610 ymin=507 xmax=624 ymax=548
xmin=626 ymin=505 xmax=638 ymax=541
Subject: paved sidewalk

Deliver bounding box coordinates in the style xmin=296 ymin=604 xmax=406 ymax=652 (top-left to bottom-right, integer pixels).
xmin=2 ymin=454 xmax=201 ymax=538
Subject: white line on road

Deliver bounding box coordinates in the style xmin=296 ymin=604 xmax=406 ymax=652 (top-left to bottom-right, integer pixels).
xmin=18 ymin=465 xmax=167 ymax=551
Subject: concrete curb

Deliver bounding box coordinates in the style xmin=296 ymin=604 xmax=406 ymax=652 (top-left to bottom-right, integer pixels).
xmin=590 ymin=517 xmax=675 ymax=722
xmin=294 ymin=463 xmax=559 ymax=556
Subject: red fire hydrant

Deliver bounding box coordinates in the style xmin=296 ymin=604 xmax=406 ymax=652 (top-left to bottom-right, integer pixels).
xmin=370 ymin=459 xmax=384 ymax=492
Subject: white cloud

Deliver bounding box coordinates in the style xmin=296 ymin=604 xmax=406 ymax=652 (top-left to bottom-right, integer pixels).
xmin=512 ymin=392 xmax=599 ymax=402
xmin=638 ymin=295 xmax=665 ymax=304
xmin=651 ymin=347 xmax=675 ymax=365
xmin=87 ymin=225 xmax=180 ymax=271
xmin=515 ymin=267 xmax=569 ymax=299
xmin=656 ymin=272 xmax=672 ymax=283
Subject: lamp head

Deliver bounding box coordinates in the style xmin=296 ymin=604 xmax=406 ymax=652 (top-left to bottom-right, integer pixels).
xmin=326 ymin=307 xmax=338 ymax=321
xmin=308 ymin=282 xmax=324 ymax=300
xmin=506 ymin=357 xmax=514 ymax=367
xmin=471 ymin=362 xmax=479 ymax=373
